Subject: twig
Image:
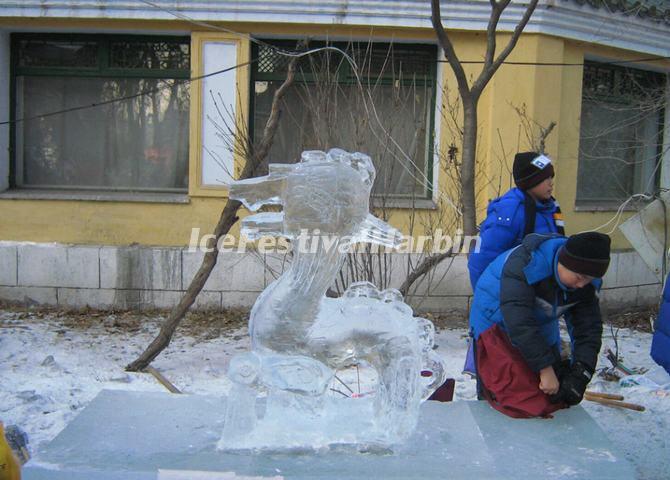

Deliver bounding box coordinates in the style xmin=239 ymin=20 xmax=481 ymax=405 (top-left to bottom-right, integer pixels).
xmin=144 ymin=366 xmax=182 ymax=394
xmin=584 ymin=394 xmax=645 ymax=412
xmin=584 ymin=390 xmax=624 ymax=401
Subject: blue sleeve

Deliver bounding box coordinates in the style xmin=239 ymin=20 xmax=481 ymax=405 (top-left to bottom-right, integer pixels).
xmin=500 ymin=250 xmax=558 ymax=372
xmin=468 ymin=206 xmax=523 ymax=289
xmin=563 ymin=286 xmax=603 ymax=372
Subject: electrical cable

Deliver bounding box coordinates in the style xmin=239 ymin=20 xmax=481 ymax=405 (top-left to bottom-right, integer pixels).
xmin=0 ymin=59 xmax=256 ymax=126
xmin=4 ymin=0 xmax=669 ymax=219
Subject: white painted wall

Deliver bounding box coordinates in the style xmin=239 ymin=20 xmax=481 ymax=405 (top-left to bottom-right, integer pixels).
xmin=0 ymin=29 xmax=10 ymax=192
xmin=201 ymin=41 xmax=238 ymax=186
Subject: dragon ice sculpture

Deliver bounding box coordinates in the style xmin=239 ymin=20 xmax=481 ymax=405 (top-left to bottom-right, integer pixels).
xmin=219 ymin=149 xmax=446 ymax=449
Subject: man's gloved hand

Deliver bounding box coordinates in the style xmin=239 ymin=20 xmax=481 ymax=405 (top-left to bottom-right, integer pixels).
xmin=549 ymin=361 xmax=593 ymax=406
xmin=552 ymin=358 xmax=572 ymax=382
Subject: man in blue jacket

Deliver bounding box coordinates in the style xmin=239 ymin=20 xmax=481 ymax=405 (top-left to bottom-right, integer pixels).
xmin=651 ymin=275 xmax=670 ymax=375
xmin=468 ymin=152 xmax=565 ymax=290
xmin=470 ymin=232 xmax=610 ymax=418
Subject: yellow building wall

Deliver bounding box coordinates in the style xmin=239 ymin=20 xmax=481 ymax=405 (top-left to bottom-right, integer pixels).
xmin=553 ymin=41 xmax=670 ymax=247
xmin=1 ymin=18 xmax=667 ymax=249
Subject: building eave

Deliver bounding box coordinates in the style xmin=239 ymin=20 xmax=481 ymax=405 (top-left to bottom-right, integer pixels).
xmin=0 ymin=1 xmax=668 ymax=57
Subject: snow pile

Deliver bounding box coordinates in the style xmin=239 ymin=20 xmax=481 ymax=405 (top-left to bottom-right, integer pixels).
xmin=0 ymin=310 xmax=668 ymax=479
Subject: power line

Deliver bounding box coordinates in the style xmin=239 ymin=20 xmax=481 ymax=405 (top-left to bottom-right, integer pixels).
xmin=3 ymin=0 xmax=669 ymax=213
xmin=0 ymin=59 xmax=257 ymax=127
xmin=4 ymin=50 xmax=668 ymax=128
xmin=4 ymin=0 xmax=667 ymax=127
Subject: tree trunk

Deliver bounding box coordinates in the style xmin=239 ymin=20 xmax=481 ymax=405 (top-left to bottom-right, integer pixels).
xmin=460 ymin=96 xmax=478 ymax=237
xmin=126 ymin=50 xmax=301 ymax=372
xmin=398 ymin=252 xmax=452 ymax=297
xmin=125 ymin=200 xmax=241 ymax=371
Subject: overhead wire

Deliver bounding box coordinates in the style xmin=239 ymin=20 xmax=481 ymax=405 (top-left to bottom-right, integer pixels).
xmin=4 ymin=49 xmax=668 ymax=128
xmin=3 ymin=0 xmax=669 ymax=222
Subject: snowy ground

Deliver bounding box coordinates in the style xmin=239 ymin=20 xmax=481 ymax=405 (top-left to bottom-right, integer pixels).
xmin=0 ymin=309 xmax=668 ymax=479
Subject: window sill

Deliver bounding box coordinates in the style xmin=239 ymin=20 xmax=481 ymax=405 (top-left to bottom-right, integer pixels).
xmin=0 ymin=189 xmax=190 ymax=204
xmin=574 ymin=202 xmax=640 ymax=212
xmin=371 ymin=198 xmax=438 ymax=210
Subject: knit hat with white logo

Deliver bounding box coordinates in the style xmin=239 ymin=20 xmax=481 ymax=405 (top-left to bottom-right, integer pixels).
xmin=513 ymin=152 xmax=555 ymax=190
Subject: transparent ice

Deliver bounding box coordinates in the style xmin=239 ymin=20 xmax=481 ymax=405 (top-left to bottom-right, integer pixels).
xmin=219 ymin=148 xmax=446 ymax=450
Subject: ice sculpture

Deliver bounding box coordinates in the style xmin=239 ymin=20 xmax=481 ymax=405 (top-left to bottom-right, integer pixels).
xmin=219 ymin=149 xmax=446 ymax=450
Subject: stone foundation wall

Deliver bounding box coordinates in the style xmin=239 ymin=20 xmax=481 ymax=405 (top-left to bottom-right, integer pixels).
xmin=0 ymin=242 xmax=662 ymax=314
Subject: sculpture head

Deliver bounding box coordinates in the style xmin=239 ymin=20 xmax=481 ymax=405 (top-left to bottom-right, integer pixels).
xmin=230 ymin=149 xmax=402 ymax=248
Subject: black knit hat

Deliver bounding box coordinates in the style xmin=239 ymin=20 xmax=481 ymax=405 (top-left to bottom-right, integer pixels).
xmin=513 ymin=152 xmax=555 ymax=190
xmin=558 ymin=232 xmax=611 ymax=278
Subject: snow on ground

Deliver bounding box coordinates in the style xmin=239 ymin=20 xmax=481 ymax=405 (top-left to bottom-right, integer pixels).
xmin=0 ymin=309 xmax=668 ymax=479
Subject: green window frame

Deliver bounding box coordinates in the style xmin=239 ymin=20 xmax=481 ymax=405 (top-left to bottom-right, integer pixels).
xmin=576 ymin=60 xmax=666 ymax=205
xmin=250 ymin=40 xmax=438 ymax=200
xmin=10 ymin=33 xmax=191 ymax=192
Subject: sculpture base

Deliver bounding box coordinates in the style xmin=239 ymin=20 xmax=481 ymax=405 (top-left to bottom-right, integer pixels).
xmin=24 ymin=389 xmax=635 ymax=479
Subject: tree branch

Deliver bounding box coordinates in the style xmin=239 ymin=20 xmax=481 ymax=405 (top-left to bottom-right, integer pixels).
xmin=473 ymin=0 xmax=540 ymax=96
xmin=430 ymin=0 xmax=471 ymax=98
xmin=483 ymin=0 xmax=511 ymax=69
xmin=398 ymin=252 xmax=453 ymax=297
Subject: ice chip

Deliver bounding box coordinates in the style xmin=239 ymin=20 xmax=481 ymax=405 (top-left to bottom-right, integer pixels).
xmin=381 ymin=288 xmax=404 ymax=304
xmin=344 ymin=281 xmax=382 ymax=300
xmin=301 ymin=150 xmax=327 ymax=163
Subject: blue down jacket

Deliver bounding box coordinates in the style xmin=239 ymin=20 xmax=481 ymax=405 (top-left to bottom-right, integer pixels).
xmin=469 ymin=234 xmax=603 ymax=373
xmin=651 ymin=275 xmax=670 ymax=375
xmin=468 ymin=188 xmax=561 ymax=289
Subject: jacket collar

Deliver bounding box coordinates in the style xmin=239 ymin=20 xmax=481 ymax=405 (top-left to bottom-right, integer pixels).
xmin=507 ymin=188 xmax=555 ymax=212
xmin=522 ymin=234 xmax=567 ymax=285
xmin=522 ymin=234 xmax=603 ymax=291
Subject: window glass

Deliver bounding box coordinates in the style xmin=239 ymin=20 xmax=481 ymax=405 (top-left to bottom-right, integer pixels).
xmin=13 ymin=35 xmax=190 ymax=192
xmin=252 ymin=42 xmax=436 ymax=198
xmin=109 ymin=40 xmax=190 ymax=70
xmin=17 ymin=76 xmax=189 ymax=190
xmin=18 ymin=39 xmax=98 ymax=68
xmin=576 ymin=61 xmax=666 ymax=204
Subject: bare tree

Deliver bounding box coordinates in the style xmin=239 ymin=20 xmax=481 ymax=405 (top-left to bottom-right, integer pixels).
xmin=127 ymin=11 xmax=551 ymax=371
xmin=431 ymin=0 xmax=540 ymax=235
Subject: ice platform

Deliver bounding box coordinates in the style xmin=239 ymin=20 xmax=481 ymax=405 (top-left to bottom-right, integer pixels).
xmin=24 ymin=389 xmax=635 ymax=479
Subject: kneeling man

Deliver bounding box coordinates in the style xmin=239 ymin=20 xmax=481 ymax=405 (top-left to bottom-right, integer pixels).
xmin=470 ymin=232 xmax=610 ymax=418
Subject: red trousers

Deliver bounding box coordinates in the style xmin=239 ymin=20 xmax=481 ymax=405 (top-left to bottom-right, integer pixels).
xmin=476 ymin=324 xmax=565 ymax=418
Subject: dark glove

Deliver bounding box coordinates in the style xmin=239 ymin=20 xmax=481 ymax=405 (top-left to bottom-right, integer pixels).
xmin=552 ymin=358 xmax=572 ymax=382
xmin=549 ymin=361 xmax=593 ymax=406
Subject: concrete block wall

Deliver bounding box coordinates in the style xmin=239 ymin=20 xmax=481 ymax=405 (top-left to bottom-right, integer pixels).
xmin=0 ymin=242 xmax=662 ymax=314
xmin=0 ymin=242 xmax=269 ymax=311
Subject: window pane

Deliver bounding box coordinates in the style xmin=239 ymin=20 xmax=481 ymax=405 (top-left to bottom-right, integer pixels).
xmin=17 ymin=40 xmax=98 ymax=68
xmin=17 ymin=76 xmax=190 ymax=191
xmin=252 ymin=42 xmax=435 ymax=198
xmin=109 ymin=40 xmax=190 ymax=70
xmin=256 ymin=43 xmax=434 ymax=82
xmin=253 ymin=80 xmax=431 ymax=197
xmin=577 ymin=63 xmax=665 ymax=203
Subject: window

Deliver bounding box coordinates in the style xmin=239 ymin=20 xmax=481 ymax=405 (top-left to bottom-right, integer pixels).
xmin=12 ymin=34 xmax=190 ymax=192
xmin=576 ymin=61 xmax=667 ymax=204
xmin=251 ymin=41 xmax=437 ymax=198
